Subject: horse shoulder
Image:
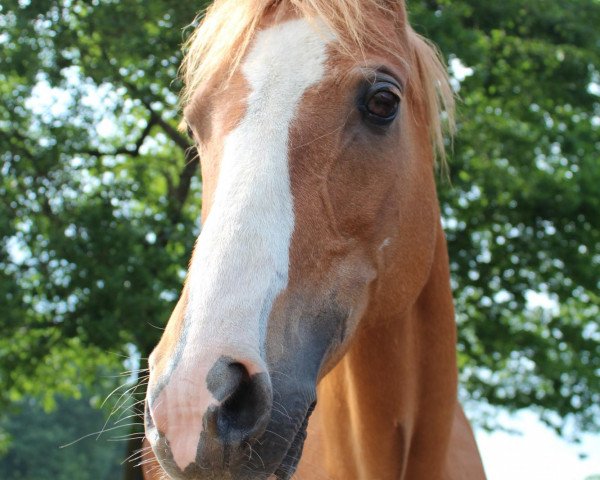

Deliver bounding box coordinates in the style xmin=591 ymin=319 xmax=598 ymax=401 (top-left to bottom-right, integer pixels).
xmin=295 ymin=403 xmax=333 ymax=480
xmin=443 ymin=403 xmax=487 ymax=480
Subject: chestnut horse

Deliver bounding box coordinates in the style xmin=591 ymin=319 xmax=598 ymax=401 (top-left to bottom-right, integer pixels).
xmin=142 ymin=1 xmax=487 ymax=479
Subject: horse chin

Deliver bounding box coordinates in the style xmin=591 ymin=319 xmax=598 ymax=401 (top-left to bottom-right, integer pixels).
xmin=237 ymin=398 xmax=316 ymax=480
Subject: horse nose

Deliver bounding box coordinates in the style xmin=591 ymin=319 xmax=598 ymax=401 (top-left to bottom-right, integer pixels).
xmin=204 ymin=359 xmax=272 ymax=441
xmin=146 ymin=354 xmax=272 ymax=474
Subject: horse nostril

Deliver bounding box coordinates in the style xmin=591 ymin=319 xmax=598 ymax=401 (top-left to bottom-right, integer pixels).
xmin=220 ymin=363 xmax=268 ymax=434
xmin=145 ymin=355 xmax=272 ymax=474
xmin=206 ymin=358 xmax=272 ymax=444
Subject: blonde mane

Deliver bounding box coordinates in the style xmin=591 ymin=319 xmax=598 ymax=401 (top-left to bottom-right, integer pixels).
xmin=180 ymin=0 xmax=454 ymax=163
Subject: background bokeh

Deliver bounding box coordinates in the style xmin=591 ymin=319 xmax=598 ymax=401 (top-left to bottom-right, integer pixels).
xmin=0 ymin=0 xmax=598 ymax=478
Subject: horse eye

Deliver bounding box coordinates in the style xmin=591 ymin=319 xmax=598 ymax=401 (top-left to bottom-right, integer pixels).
xmin=362 ymin=82 xmax=401 ymax=125
xmin=367 ymin=90 xmax=398 ymax=117
xmin=186 ymin=126 xmax=194 ymax=140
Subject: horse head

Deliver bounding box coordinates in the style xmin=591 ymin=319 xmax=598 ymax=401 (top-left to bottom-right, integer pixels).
xmin=144 ymin=2 xmax=457 ymax=479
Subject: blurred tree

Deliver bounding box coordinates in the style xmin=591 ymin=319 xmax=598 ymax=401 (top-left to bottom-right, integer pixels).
xmin=0 ymin=395 xmax=125 ymax=480
xmin=0 ymin=0 xmax=598 ymax=477
xmin=409 ymin=0 xmax=600 ymax=437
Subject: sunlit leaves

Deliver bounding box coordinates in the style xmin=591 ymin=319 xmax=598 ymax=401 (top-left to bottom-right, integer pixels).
xmin=0 ymin=0 xmax=204 ymax=410
xmin=411 ymin=0 xmax=600 ymax=435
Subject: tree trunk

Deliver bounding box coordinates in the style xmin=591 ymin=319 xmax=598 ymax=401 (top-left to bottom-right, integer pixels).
xmin=122 ymin=377 xmax=148 ymax=480
xmin=123 ymin=435 xmax=146 ymax=480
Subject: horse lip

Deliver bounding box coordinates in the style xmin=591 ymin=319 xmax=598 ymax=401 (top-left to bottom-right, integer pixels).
xmin=270 ymin=401 xmax=316 ymax=480
xmin=145 ymin=405 xmax=316 ymax=480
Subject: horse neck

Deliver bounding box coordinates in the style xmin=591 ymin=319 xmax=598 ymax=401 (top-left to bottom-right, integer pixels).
xmin=315 ymin=220 xmax=458 ymax=479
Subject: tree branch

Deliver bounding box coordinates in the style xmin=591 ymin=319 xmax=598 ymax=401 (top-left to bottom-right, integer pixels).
xmin=148 ymin=108 xmax=190 ymax=152
xmin=96 ymin=44 xmax=191 ymax=154
xmin=115 ymin=76 xmax=190 ymax=152
xmin=174 ymin=147 xmax=200 ymax=210
xmin=137 ymin=97 xmax=200 ymax=220
xmin=155 ymin=147 xmax=199 ymax=248
xmin=87 ymin=56 xmax=200 ymax=243
xmin=81 ymin=116 xmax=157 ymax=157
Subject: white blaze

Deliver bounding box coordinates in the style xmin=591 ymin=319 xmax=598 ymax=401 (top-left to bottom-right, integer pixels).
xmin=152 ymin=19 xmax=333 ymax=472
xmin=186 ymin=19 xmax=332 ymax=358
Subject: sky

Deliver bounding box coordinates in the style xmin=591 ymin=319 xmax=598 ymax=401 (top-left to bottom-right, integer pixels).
xmin=476 ymin=410 xmax=600 ymax=480
xmin=475 ymin=286 xmax=600 ymax=480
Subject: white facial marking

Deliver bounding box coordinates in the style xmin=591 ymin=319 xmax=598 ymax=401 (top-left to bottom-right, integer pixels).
xmin=189 ymin=17 xmax=332 ymax=356
xmin=166 ymin=19 xmax=333 ymax=470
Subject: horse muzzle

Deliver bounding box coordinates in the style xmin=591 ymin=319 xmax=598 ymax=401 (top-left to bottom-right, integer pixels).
xmin=144 ymin=351 xmax=315 ymax=480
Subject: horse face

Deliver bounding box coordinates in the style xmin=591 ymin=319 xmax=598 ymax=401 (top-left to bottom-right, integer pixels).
xmin=145 ymin=14 xmax=438 ymax=480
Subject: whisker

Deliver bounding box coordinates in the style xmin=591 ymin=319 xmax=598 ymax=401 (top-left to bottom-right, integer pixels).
xmin=122 ymin=444 xmax=153 ymax=464
xmin=60 ymin=423 xmax=141 ymax=448
xmin=114 ymin=412 xmax=144 ymax=425
xmin=98 ymin=383 xmax=145 ymax=439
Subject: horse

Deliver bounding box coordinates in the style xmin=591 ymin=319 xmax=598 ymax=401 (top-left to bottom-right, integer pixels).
xmin=142 ymin=0 xmax=487 ymax=479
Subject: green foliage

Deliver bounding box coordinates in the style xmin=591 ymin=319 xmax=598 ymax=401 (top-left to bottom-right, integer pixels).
xmin=409 ymin=0 xmax=600 ymax=434
xmin=0 ymin=0 xmax=204 ymax=406
xmin=0 ymin=395 xmax=124 ymax=480
xmin=0 ymin=1 xmax=598 ymax=477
